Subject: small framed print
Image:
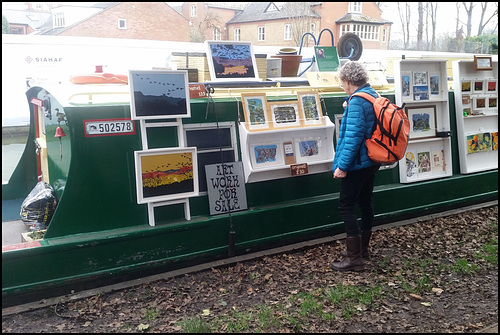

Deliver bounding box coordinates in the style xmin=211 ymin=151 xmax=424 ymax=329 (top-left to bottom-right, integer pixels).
xmin=241 ymin=93 xmax=271 ymax=131
xmin=268 ymin=100 xmax=301 ymax=129
xmin=429 ymin=72 xmax=440 ymax=98
xmin=431 ymin=146 xmax=446 ymax=175
xmin=413 ymin=85 xmax=429 ymax=101
xmin=417 ymin=150 xmax=432 ymax=176
xmin=461 ymin=80 xmax=472 ymax=93
xmin=473 ymin=80 xmax=484 ymax=93
xmin=250 ymin=142 xmax=284 ymax=169
xmin=297 ymin=91 xmax=324 ymax=126
xmin=413 ymin=71 xmax=428 ymax=85
xmin=492 ymin=132 xmax=498 ymax=151
xmin=487 ymin=79 xmax=497 ymax=93
xmin=488 ymin=97 xmax=497 ymax=109
xmin=474 ymin=55 xmax=493 ymax=71
xmin=462 ymin=95 xmax=471 ymax=105
xmin=474 ymin=97 xmax=486 ymax=110
xmin=406 ymin=105 xmax=437 ymax=139
xmin=294 ymin=137 xmax=325 ymax=163
xmin=401 ymin=71 xmax=412 ymax=101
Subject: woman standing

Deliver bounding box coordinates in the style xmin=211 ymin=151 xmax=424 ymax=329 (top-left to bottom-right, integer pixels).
xmin=331 ymin=61 xmax=381 ymax=271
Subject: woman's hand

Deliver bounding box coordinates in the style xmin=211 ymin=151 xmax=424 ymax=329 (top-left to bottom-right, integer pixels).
xmin=333 ymin=167 xmax=347 ymax=179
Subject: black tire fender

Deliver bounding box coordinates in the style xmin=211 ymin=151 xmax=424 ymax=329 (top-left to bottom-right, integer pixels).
xmin=337 ymin=32 xmax=363 ymax=61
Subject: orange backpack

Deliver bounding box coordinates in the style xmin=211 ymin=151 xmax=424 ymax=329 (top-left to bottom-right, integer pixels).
xmin=349 ymin=92 xmax=410 ymax=164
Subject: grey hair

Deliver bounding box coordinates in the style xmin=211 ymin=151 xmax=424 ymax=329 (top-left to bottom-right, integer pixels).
xmin=339 ymin=61 xmax=369 ymax=86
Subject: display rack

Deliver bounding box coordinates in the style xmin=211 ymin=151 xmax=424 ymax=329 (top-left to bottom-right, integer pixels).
xmin=452 ymin=59 xmax=498 ymax=174
xmin=239 ymin=116 xmax=335 ymax=183
xmin=394 ymin=59 xmax=453 ymax=183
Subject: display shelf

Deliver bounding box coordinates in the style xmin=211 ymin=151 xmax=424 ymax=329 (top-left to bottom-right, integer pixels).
xmin=452 ymin=59 xmax=498 ymax=174
xmin=239 ymin=116 xmax=335 ymax=183
xmin=394 ymin=59 xmax=453 ymax=183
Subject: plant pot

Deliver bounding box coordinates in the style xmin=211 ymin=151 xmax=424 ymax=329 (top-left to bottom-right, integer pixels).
xmin=270 ymin=54 xmax=303 ymax=77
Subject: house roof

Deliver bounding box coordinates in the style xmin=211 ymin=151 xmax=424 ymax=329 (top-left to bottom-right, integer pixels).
xmin=205 ymin=2 xmax=248 ymax=11
xmin=227 ymin=2 xmax=320 ymax=24
xmin=2 ymin=9 xmax=52 ymax=30
xmin=336 ymin=13 xmax=392 ymax=25
xmin=38 ymin=2 xmax=121 ymax=35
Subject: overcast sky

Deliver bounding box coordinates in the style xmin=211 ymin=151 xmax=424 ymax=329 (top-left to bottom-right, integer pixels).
xmin=380 ymin=2 xmax=498 ymax=40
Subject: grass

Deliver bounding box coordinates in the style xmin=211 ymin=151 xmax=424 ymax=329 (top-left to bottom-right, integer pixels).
xmin=172 ymin=216 xmax=499 ymax=332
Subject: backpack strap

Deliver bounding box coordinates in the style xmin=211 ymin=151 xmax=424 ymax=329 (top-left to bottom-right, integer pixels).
xmin=348 ymin=91 xmax=379 ymax=104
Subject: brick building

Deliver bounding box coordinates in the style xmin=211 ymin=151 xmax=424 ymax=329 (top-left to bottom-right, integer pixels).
xmin=3 ymin=2 xmax=391 ymax=50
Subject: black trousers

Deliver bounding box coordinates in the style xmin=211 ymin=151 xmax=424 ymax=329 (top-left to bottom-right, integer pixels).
xmin=338 ymin=164 xmax=380 ymax=236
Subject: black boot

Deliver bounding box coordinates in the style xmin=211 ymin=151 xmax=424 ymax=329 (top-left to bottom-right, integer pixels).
xmin=331 ymin=235 xmax=365 ymax=271
xmin=341 ymin=230 xmax=372 ymax=259
xmin=360 ymin=230 xmax=372 ymax=259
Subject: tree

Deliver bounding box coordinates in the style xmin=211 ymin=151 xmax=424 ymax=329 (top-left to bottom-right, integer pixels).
xmin=477 ymin=2 xmax=498 ymax=35
xmin=397 ymin=3 xmax=412 ymax=49
xmin=2 ymin=15 xmax=10 ymax=34
xmin=417 ymin=2 xmax=424 ymax=50
xmin=281 ymin=2 xmax=314 ymax=47
xmin=461 ymin=2 xmax=474 ymax=37
xmin=428 ymin=3 xmax=438 ymax=51
xmin=190 ymin=9 xmax=223 ymax=43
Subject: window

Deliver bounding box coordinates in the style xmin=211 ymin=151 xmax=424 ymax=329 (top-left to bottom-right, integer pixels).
xmin=284 ymin=24 xmax=292 ymax=40
xmin=340 ymin=24 xmax=379 ymax=41
xmin=184 ymin=123 xmax=238 ymax=193
xmin=310 ymin=23 xmax=316 ymax=35
xmin=234 ymin=28 xmax=241 ymax=41
xmin=212 ymin=27 xmax=221 ymax=40
xmin=348 ymin=2 xmax=362 ymax=13
xmin=118 ymin=19 xmax=126 ymax=29
xmin=190 ymin=4 xmax=197 ymax=17
xmin=258 ymin=26 xmax=265 ymax=41
xmin=382 ymin=28 xmax=387 ymax=43
xmin=10 ymin=26 xmax=26 ymax=34
xmin=53 ymin=12 xmax=65 ymax=28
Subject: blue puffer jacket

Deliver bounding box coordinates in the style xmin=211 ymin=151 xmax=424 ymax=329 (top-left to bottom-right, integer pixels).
xmin=332 ymin=83 xmax=378 ymax=173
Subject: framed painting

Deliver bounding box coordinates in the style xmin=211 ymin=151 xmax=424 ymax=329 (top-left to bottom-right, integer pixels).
xmin=474 ymin=97 xmax=486 ymax=110
xmin=488 ymin=97 xmax=497 ymax=109
xmin=401 ymin=71 xmax=412 ymax=101
xmin=406 ymin=105 xmax=437 ymax=139
xmin=205 ymin=40 xmax=260 ymax=82
xmin=134 ymin=147 xmax=198 ymax=204
xmin=241 ymin=93 xmax=271 ymax=131
xmin=473 ymin=55 xmax=493 ymax=71
xmin=473 ymin=79 xmax=484 ymax=93
xmin=129 ymin=70 xmax=190 ymax=120
xmin=429 ymin=72 xmax=440 ymax=98
xmin=487 ymin=79 xmax=497 ymax=93
xmin=297 ymin=91 xmax=324 ymax=126
xmin=417 ymin=150 xmax=432 ymax=175
xmin=294 ymin=137 xmax=325 ymax=163
xmin=492 ymin=132 xmax=498 ymax=151
xmin=268 ymin=100 xmax=301 ymax=129
xmin=461 ymin=79 xmax=472 ymax=93
xmin=250 ymin=142 xmax=284 ymax=169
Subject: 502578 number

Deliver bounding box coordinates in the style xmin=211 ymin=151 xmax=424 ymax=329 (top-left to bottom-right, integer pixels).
xmin=84 ymin=119 xmax=135 ymax=137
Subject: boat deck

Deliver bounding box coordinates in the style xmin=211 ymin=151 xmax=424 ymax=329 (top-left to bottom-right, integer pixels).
xmin=2 ymin=198 xmax=29 ymax=246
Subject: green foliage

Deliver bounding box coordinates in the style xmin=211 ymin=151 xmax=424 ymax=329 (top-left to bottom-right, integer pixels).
xmin=178 ymin=316 xmax=212 ymax=333
xmin=2 ymin=15 xmax=11 ymax=34
xmin=465 ymin=34 xmax=499 ymax=54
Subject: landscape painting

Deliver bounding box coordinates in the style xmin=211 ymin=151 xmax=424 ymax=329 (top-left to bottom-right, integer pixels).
xmin=205 ymin=41 xmax=259 ymax=81
xmin=135 ymin=147 xmax=198 ymax=204
xmin=129 ymin=70 xmax=190 ymax=120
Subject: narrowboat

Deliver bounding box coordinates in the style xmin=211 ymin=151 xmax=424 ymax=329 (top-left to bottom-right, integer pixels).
xmin=2 ymin=56 xmax=497 ymax=309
